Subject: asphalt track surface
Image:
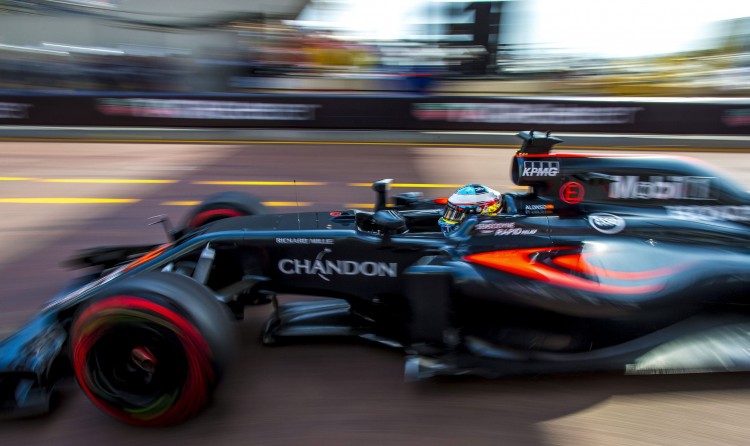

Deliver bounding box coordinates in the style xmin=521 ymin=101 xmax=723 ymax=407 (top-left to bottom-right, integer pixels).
xmin=2 ymin=133 xmax=750 ymax=445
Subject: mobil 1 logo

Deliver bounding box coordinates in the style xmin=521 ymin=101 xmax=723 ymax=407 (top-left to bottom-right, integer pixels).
xmin=608 ymin=176 xmax=712 ymax=200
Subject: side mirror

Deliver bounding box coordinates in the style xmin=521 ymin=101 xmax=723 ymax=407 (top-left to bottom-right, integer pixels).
xmin=372 ymin=178 xmax=393 ymax=211
xmin=372 ymin=209 xmax=407 ymax=233
xmin=372 ymin=210 xmax=407 ymax=245
xmin=148 ymin=214 xmax=177 ymax=241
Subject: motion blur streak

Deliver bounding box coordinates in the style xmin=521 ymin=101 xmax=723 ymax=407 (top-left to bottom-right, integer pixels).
xmin=1 ymin=139 xmax=749 ymax=445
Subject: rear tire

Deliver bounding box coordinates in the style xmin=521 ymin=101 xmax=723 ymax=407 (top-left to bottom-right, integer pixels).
xmin=70 ymin=272 xmax=233 ymax=426
xmin=184 ymin=192 xmax=266 ymax=229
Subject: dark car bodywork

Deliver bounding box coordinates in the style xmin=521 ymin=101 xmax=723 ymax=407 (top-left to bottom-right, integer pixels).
xmin=3 ymin=131 xmax=750 ymax=422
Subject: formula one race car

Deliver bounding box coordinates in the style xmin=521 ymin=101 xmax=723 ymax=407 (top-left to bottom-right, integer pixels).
xmin=3 ymin=131 xmax=750 ymax=426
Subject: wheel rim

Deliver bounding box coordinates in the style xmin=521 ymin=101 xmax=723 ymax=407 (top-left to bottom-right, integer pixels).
xmin=72 ymin=296 xmax=216 ymax=426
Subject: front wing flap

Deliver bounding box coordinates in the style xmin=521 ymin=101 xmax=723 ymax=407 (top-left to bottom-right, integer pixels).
xmin=0 ymin=313 xmax=68 ymax=418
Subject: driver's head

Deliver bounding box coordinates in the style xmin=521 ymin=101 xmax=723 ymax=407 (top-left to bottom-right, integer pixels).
xmin=439 ymin=184 xmax=502 ymax=235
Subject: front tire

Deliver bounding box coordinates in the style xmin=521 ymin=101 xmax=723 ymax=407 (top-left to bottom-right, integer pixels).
xmin=184 ymin=191 xmax=266 ymax=229
xmin=70 ymin=272 xmax=233 ymax=426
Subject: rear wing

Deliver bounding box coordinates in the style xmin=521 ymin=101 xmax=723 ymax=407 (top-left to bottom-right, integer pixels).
xmin=516 ymin=131 xmax=563 ymax=155
xmin=509 ymin=130 xmax=750 ymax=216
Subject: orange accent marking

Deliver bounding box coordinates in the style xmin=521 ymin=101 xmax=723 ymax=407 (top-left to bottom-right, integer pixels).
xmin=464 ymin=247 xmax=665 ymax=295
xmin=124 ymin=243 xmax=171 ymax=271
xmin=552 ymin=254 xmax=677 ymax=280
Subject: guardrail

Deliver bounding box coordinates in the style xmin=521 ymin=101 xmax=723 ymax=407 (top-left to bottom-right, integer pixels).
xmin=1 ymin=93 xmax=749 ymax=135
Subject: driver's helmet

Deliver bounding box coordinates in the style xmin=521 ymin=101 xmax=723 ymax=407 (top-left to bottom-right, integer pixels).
xmin=439 ymin=184 xmax=503 ymax=234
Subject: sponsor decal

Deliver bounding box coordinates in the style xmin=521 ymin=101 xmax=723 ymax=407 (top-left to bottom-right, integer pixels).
xmin=412 ymin=103 xmax=643 ymax=125
xmin=666 ymin=205 xmax=750 ymax=222
xmin=474 ymin=221 xmax=538 ymax=236
xmin=560 ymin=182 xmax=585 ymax=204
xmin=522 ymin=161 xmax=559 ymax=177
xmin=588 ymin=213 xmax=626 ymax=234
xmin=0 ymin=102 xmax=31 ymax=119
xmin=524 ymin=204 xmax=555 ymax=215
xmin=278 ymin=248 xmax=397 ymax=282
xmin=276 ymin=237 xmax=334 ymax=245
xmin=608 ymin=176 xmax=712 ymax=200
xmin=97 ymin=98 xmax=320 ymax=121
xmin=723 ymin=109 xmax=750 ymax=127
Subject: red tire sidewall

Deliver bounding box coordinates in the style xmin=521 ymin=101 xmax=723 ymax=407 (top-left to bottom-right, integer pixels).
xmin=188 ymin=208 xmax=246 ymax=228
xmin=72 ymin=295 xmax=216 ymax=426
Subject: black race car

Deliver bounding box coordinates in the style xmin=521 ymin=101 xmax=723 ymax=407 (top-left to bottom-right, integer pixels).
xmin=3 ymin=131 xmax=750 ymax=426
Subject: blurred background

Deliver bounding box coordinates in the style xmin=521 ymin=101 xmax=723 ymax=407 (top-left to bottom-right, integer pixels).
xmin=3 ymin=3 xmax=750 ymax=445
xmin=0 ymin=0 xmax=748 ymax=96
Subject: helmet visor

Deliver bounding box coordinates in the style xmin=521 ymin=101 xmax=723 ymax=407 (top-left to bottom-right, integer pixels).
xmin=441 ymin=202 xmax=469 ymax=224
